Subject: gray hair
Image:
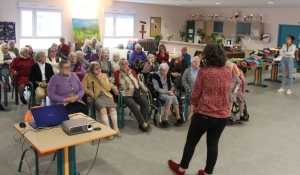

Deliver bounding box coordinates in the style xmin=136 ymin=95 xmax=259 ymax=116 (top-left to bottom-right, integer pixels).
xmin=8 ymin=40 xmax=15 ymax=45
xmin=119 ymin=58 xmax=128 ymax=66
xmin=99 ymin=49 xmax=109 ymax=61
xmin=147 ymin=54 xmax=156 ymax=61
xmin=20 ymin=47 xmax=29 ymax=54
xmin=95 ymin=42 xmax=102 ymax=48
xmin=48 ymin=47 xmax=56 ymax=53
xmin=117 ymin=44 xmax=124 ymax=49
xmin=75 ymin=51 xmax=84 ymax=58
xmin=225 ymin=60 xmax=233 ymax=69
xmin=159 ymin=63 xmax=169 ymax=70
xmin=174 ymin=52 xmax=182 ymax=59
xmin=68 ymin=52 xmax=76 ymax=58
xmin=113 ymin=51 xmax=120 ymax=58
xmin=51 ymin=43 xmax=58 ymax=48
xmin=1 ymin=43 xmax=8 ymax=50
xmin=24 ymin=45 xmax=31 ymax=48
xmin=181 ymin=46 xmax=187 ymax=50
xmin=34 ymin=51 xmax=46 ymax=62
xmin=58 ymin=60 xmax=71 ymax=69
xmin=135 ymin=44 xmax=142 ymax=49
xmin=191 ymin=56 xmax=200 ymax=62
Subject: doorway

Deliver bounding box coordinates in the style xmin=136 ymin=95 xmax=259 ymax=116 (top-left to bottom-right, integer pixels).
xmin=277 ymin=24 xmax=300 ymax=48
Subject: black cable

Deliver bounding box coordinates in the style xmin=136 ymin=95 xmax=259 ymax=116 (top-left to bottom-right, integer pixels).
xmin=86 ymin=139 xmax=101 ymax=175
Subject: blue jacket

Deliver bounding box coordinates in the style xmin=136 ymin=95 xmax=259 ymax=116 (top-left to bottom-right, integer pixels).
xmin=182 ymin=53 xmax=191 ymax=66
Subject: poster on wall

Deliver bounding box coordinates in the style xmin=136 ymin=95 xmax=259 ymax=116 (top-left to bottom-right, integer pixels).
xmin=0 ymin=22 xmax=16 ymax=44
xmin=72 ymin=18 xmax=100 ymax=43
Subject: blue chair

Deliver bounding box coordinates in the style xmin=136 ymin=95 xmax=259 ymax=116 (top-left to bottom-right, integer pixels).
xmin=1 ymin=72 xmax=9 ymax=106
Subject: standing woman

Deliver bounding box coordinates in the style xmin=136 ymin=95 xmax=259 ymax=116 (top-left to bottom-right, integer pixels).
xmin=82 ymin=62 xmax=121 ymax=139
xmin=156 ymin=44 xmax=169 ymax=64
xmin=0 ymin=43 xmax=16 ymax=91
xmin=168 ymin=44 xmax=232 ymax=175
xmin=10 ymin=47 xmax=35 ymax=104
xmin=278 ymin=35 xmax=296 ymax=94
xmin=46 ymin=47 xmax=61 ymax=74
xmin=98 ymin=49 xmax=114 ymax=78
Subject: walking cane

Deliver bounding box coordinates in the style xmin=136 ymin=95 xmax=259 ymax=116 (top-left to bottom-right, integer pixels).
xmin=91 ymin=81 xmax=95 ymax=118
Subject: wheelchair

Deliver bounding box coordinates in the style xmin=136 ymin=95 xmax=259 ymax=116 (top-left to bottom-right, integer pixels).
xmin=231 ymin=101 xmax=249 ymax=120
xmin=143 ymin=73 xmax=186 ymax=127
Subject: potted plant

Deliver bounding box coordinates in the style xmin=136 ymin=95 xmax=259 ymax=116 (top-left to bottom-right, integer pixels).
xmin=197 ymin=30 xmax=206 ymax=44
xmin=209 ymin=33 xmax=226 ymax=47
xmin=154 ymin=34 xmax=163 ymax=47
xmin=234 ymin=35 xmax=243 ymax=50
xmin=166 ymin=34 xmax=173 ymax=41
xmin=178 ymin=29 xmax=186 ymax=42
xmin=188 ymin=38 xmax=193 ymax=43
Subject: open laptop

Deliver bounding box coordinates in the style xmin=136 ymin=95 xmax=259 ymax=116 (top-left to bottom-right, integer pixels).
xmin=29 ymin=104 xmax=70 ymax=129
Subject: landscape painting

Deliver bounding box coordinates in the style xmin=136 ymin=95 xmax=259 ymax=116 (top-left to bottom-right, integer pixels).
xmin=72 ymin=18 xmax=100 ymax=43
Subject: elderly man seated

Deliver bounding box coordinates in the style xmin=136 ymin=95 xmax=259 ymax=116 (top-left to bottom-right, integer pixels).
xmin=182 ymin=56 xmax=201 ymax=92
xmin=58 ymin=37 xmax=70 ymax=57
xmin=8 ymin=40 xmax=19 ymax=56
xmin=25 ymin=45 xmax=36 ymax=58
xmin=181 ymin=46 xmax=191 ymax=67
xmin=152 ymin=63 xmax=184 ymax=127
xmin=82 ymin=38 xmax=98 ymax=60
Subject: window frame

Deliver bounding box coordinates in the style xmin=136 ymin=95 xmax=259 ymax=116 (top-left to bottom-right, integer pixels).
xmin=104 ymin=13 xmax=135 ymax=38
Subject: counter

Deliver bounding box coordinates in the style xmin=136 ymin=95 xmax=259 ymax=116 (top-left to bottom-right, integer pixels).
xmin=160 ymin=40 xmax=206 ymax=57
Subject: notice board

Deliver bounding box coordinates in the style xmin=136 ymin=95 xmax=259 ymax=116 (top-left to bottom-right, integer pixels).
xmin=150 ymin=17 xmax=161 ymax=37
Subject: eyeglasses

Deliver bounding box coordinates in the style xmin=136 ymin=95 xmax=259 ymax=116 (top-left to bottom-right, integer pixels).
xmin=94 ymin=67 xmax=100 ymax=70
xmin=62 ymin=66 xmax=70 ymax=69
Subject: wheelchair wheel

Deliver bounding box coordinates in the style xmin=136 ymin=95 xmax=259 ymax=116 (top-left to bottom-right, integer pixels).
xmin=231 ymin=102 xmax=239 ymax=115
xmin=146 ymin=92 xmax=153 ymax=118
xmin=153 ymin=114 xmax=159 ymax=126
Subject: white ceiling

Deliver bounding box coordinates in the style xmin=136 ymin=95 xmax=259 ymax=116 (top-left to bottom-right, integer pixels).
xmin=114 ymin=0 xmax=300 ymax=8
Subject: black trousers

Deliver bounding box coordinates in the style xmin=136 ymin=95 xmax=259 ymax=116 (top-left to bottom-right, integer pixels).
xmin=65 ymin=101 xmax=89 ymax=115
xmin=180 ymin=113 xmax=228 ymax=174
xmin=123 ymin=95 xmax=149 ymax=125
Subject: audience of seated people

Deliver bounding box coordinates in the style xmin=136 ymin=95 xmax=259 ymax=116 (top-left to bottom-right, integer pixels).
xmin=46 ymin=47 xmax=62 ymax=74
xmin=58 ymin=37 xmax=70 ymax=57
xmin=24 ymin=45 xmax=36 ymax=58
xmin=169 ymin=52 xmax=188 ymax=90
xmin=98 ymin=49 xmax=114 ymax=78
xmin=152 ymin=63 xmax=185 ymax=126
xmin=111 ymin=52 xmax=120 ymax=70
xmin=181 ymin=46 xmax=191 ymax=67
xmin=182 ymin=56 xmax=201 ymax=92
xmin=29 ymin=51 xmax=54 ymax=106
xmin=8 ymin=40 xmax=19 ymax=57
xmin=47 ymin=60 xmax=88 ymax=115
xmin=1 ymin=43 xmax=16 ymax=91
xmin=129 ymin=44 xmax=147 ymax=66
xmin=10 ymin=47 xmax=35 ymax=104
xmin=82 ymin=62 xmax=121 ymax=139
xmin=76 ymin=51 xmax=89 ymax=72
xmin=156 ymin=44 xmax=169 ymax=64
xmin=111 ymin=58 xmax=150 ymax=132
xmin=89 ymin=42 xmax=103 ymax=62
xmin=68 ymin=52 xmax=85 ymax=81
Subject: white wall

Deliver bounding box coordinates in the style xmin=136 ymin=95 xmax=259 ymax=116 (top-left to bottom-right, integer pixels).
xmin=190 ymin=8 xmax=300 ymax=50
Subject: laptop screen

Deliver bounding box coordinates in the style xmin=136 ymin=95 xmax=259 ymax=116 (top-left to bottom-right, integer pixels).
xmin=30 ymin=104 xmax=70 ymax=128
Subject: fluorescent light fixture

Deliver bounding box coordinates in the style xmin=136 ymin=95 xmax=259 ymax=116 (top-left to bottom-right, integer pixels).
xmin=268 ymin=1 xmax=274 ymax=4
xmin=175 ymin=4 xmax=179 ymax=5
xmin=216 ymin=3 xmax=220 ymax=4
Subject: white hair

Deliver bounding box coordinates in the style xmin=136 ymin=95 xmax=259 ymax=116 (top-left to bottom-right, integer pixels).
xmin=135 ymin=44 xmax=142 ymax=49
xmin=147 ymin=54 xmax=156 ymax=61
xmin=34 ymin=51 xmax=46 ymax=62
xmin=117 ymin=44 xmax=124 ymax=49
xmin=119 ymin=58 xmax=128 ymax=66
xmin=1 ymin=43 xmax=8 ymax=50
xmin=191 ymin=56 xmax=200 ymax=62
xmin=8 ymin=40 xmax=15 ymax=45
xmin=225 ymin=60 xmax=233 ymax=69
xmin=20 ymin=47 xmax=29 ymax=54
xmin=173 ymin=52 xmax=182 ymax=59
xmin=159 ymin=63 xmax=169 ymax=70
xmin=95 ymin=42 xmax=102 ymax=48
xmin=68 ymin=52 xmax=76 ymax=58
xmin=75 ymin=51 xmax=84 ymax=58
xmin=113 ymin=51 xmax=120 ymax=57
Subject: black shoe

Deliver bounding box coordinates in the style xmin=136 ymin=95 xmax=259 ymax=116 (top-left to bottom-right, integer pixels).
xmin=20 ymin=97 xmax=27 ymax=104
xmin=139 ymin=124 xmax=149 ymax=132
xmin=175 ymin=118 xmax=184 ymax=126
xmin=240 ymin=115 xmax=249 ymax=121
xmin=0 ymin=104 xmax=5 ymax=111
xmin=162 ymin=120 xmax=170 ymax=127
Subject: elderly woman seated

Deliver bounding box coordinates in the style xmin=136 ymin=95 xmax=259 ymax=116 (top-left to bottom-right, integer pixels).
xmin=111 ymin=52 xmax=120 ymax=70
xmin=182 ymin=56 xmax=201 ymax=92
xmin=48 ymin=60 xmax=88 ymax=115
xmin=29 ymin=51 xmax=54 ymax=106
xmin=226 ymin=61 xmax=248 ymax=122
xmin=68 ymin=52 xmax=85 ymax=81
xmin=169 ymin=52 xmax=188 ymax=89
xmin=98 ymin=49 xmax=114 ymax=78
xmin=46 ymin=47 xmax=62 ymax=74
xmin=89 ymin=42 xmax=103 ymax=62
xmin=142 ymin=54 xmax=160 ymax=82
xmin=111 ymin=58 xmax=150 ymax=132
xmin=1 ymin=43 xmax=16 ymax=91
xmin=8 ymin=40 xmax=19 ymax=56
xmin=52 ymin=43 xmax=67 ymax=60
xmin=152 ymin=63 xmax=184 ymax=126
xmin=129 ymin=44 xmax=147 ymax=66
xmin=76 ymin=51 xmax=89 ymax=71
xmin=10 ymin=47 xmax=35 ymax=104
xmin=82 ymin=62 xmax=121 ymax=139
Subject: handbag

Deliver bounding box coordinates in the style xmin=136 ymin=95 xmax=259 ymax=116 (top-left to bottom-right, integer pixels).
xmin=126 ymin=74 xmax=141 ymax=99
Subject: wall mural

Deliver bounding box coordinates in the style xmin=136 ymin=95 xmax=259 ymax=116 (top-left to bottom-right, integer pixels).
xmin=0 ymin=22 xmax=16 ymax=44
xmin=72 ymin=18 xmax=100 ymax=43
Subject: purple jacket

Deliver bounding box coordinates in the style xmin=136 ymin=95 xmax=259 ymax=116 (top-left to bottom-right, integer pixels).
xmin=47 ymin=72 xmax=84 ymax=105
xmin=129 ymin=51 xmax=147 ymax=66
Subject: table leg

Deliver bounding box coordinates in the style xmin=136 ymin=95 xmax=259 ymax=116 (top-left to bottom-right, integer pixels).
xmin=248 ymin=67 xmax=268 ymax=87
xmin=64 ymin=147 xmax=69 ymax=175
xmin=69 ymin=146 xmax=77 ymax=175
xmin=57 ymin=149 xmax=65 ymax=175
xmin=264 ymin=64 xmax=281 ymax=83
xmin=15 ymin=83 xmax=19 ymax=105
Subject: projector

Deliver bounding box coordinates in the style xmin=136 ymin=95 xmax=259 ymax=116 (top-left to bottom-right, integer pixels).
xmin=62 ymin=118 xmax=93 ymax=135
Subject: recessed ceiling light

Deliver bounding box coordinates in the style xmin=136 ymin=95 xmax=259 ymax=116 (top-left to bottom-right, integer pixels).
xmin=175 ymin=4 xmax=179 ymax=5
xmin=216 ymin=3 xmax=220 ymax=4
xmin=268 ymin=1 xmax=274 ymax=4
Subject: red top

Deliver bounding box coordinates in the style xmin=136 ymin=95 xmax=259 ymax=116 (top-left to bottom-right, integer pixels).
xmin=190 ymin=66 xmax=232 ymax=118
xmin=58 ymin=44 xmax=70 ymax=56
xmin=10 ymin=56 xmax=35 ymax=86
xmin=156 ymin=53 xmax=169 ymax=63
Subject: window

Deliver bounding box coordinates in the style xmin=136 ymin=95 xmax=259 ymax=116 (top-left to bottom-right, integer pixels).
xmin=19 ymin=9 xmax=62 ymax=50
xmin=103 ymin=13 xmax=134 ymax=48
